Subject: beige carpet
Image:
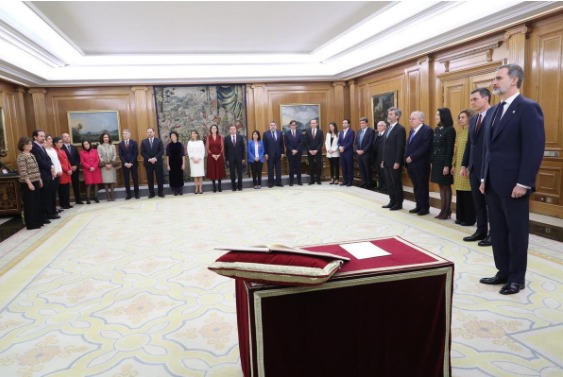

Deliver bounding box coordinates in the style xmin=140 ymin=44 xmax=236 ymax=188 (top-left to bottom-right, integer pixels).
xmin=0 ymin=186 xmax=562 ymax=377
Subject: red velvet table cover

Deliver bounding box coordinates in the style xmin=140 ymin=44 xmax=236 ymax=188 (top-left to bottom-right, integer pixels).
xmin=236 ymin=236 xmax=454 ymax=377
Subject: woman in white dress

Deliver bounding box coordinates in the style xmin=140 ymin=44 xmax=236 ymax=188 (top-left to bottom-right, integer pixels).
xmin=97 ymin=132 xmax=117 ymax=201
xmin=325 ymin=122 xmax=340 ymax=184
xmin=187 ymin=130 xmax=205 ymax=194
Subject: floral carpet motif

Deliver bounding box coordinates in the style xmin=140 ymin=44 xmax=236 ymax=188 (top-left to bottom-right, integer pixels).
xmin=0 ymin=186 xmax=561 ymax=376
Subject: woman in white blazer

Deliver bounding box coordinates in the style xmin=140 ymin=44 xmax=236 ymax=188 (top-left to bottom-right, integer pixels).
xmin=325 ymin=122 xmax=341 ymax=184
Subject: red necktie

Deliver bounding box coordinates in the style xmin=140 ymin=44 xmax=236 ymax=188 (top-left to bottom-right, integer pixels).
xmin=475 ymin=114 xmax=482 ymax=134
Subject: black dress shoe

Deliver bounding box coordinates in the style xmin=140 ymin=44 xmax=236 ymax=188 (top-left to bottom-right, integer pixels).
xmin=478 ymin=235 xmax=492 ymax=247
xmin=125 ymin=195 xmax=132 ymax=200
xmin=479 ymin=276 xmax=508 ymax=285
xmin=48 ymin=215 xmax=61 ymax=219
xmin=459 ymin=221 xmax=473 ymax=226
xmin=463 ymin=231 xmax=487 ymax=242
xmin=289 ymin=183 xmax=293 ymax=186
xmin=75 ymin=201 xmax=84 ymax=205
xmin=417 ymin=210 xmax=430 ymax=216
xmin=382 ymin=203 xmax=394 ymax=209
xmin=499 ymin=282 xmax=525 ymax=295
xmin=276 ymin=184 xmax=284 ymax=187
xmin=297 ymin=182 xmax=302 ymax=186
xmin=148 ymin=194 xmax=155 ymax=198
xmin=346 ymin=183 xmax=352 ymax=187
xmin=135 ymin=195 xmax=140 ymax=199
xmin=409 ymin=208 xmax=421 ymax=213
xmin=308 ymin=182 xmax=315 ymax=185
xmin=317 ymin=181 xmax=321 ymax=185
xmin=158 ymin=194 xmax=165 ymax=198
xmin=389 ymin=206 xmax=402 ymax=211
xmin=43 ymin=219 xmax=51 ymax=224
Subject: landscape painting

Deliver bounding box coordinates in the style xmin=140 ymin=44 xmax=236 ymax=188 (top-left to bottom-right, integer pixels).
xmin=68 ymin=111 xmax=121 ymax=145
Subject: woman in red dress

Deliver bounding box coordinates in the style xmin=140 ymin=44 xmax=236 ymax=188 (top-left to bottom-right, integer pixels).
xmin=206 ymin=124 xmax=226 ymax=192
xmin=79 ymin=140 xmax=102 ymax=204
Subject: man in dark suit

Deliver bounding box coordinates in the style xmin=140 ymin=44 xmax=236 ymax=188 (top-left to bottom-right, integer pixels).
xmin=224 ymin=124 xmax=246 ymax=191
xmin=479 ymin=64 xmax=545 ymax=295
xmin=118 ymin=129 xmax=140 ymax=199
xmin=263 ymin=121 xmax=284 ymax=187
xmin=373 ymin=121 xmax=387 ymax=191
xmin=461 ymin=88 xmax=492 ymax=246
xmin=61 ymin=132 xmax=83 ymax=204
xmin=31 ymin=130 xmax=58 ymax=222
xmin=355 ymin=117 xmax=375 ymax=189
xmin=305 ymin=119 xmax=324 ymax=185
xmin=404 ymin=111 xmax=433 ymax=216
xmin=381 ymin=107 xmax=406 ymax=210
xmin=338 ymin=119 xmax=355 ymax=186
xmin=140 ymin=127 xmax=165 ymax=198
xmin=285 ymin=120 xmax=303 ymax=186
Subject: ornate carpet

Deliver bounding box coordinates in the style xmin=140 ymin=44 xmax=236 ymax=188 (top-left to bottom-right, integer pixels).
xmin=0 ymin=186 xmax=561 ymax=376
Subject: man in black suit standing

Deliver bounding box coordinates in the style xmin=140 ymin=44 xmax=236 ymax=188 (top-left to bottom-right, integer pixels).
xmin=373 ymin=121 xmax=387 ymax=191
xmin=224 ymin=124 xmax=245 ymax=191
xmin=263 ymin=121 xmax=284 ymax=188
xmin=338 ymin=119 xmax=355 ymax=186
xmin=404 ymin=111 xmax=433 ymax=216
xmin=305 ymin=119 xmax=324 ymax=185
xmin=381 ymin=107 xmax=406 ymax=210
xmin=461 ymin=88 xmax=492 ymax=246
xmin=479 ymin=63 xmax=545 ymax=295
xmin=285 ymin=120 xmax=303 ymax=186
xmin=61 ymin=132 xmax=83 ymax=204
xmin=140 ymin=127 xmax=165 ymax=198
xmin=31 ymin=130 xmax=58 ymax=222
xmin=118 ymin=129 xmax=140 ymax=199
xmin=355 ymin=117 xmax=375 ymax=189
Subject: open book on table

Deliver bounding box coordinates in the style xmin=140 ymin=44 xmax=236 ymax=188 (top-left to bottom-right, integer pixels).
xmin=215 ymin=244 xmax=350 ymax=261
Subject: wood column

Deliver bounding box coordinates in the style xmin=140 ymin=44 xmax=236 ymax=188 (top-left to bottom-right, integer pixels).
xmin=347 ymin=79 xmax=357 ymax=122
xmin=131 ymin=86 xmax=151 ymax=135
xmin=331 ymin=81 xmax=346 ymax=122
xmin=29 ymin=88 xmax=47 ymax=130
xmin=505 ymin=25 xmax=531 ymax=91
xmin=250 ymin=83 xmax=267 ymax=128
xmin=417 ymin=56 xmax=432 ymax=117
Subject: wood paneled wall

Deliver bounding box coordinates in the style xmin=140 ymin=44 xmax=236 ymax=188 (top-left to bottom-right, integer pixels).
xmin=1 ymin=11 xmax=562 ymax=217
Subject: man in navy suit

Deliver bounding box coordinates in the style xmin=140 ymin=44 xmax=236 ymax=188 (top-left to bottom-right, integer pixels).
xmin=305 ymin=119 xmax=324 ymax=185
xmin=31 ymin=130 xmax=58 ymax=222
xmin=479 ymin=64 xmax=545 ymax=295
xmin=140 ymin=127 xmax=165 ymax=198
xmin=355 ymin=117 xmax=375 ymax=189
xmin=61 ymin=132 xmax=83 ymax=204
xmin=404 ymin=111 xmax=433 ymax=216
xmin=263 ymin=121 xmax=284 ymax=188
xmin=381 ymin=107 xmax=406 ymax=210
xmin=338 ymin=119 xmax=355 ymax=186
xmin=224 ymin=124 xmax=246 ymax=191
xmin=461 ymin=88 xmax=492 ymax=245
xmin=285 ymin=120 xmax=303 ymax=186
xmin=118 ymin=129 xmax=140 ymax=199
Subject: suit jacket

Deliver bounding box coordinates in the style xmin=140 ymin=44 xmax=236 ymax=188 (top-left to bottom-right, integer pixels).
xmin=382 ymin=123 xmax=406 ymax=167
xmin=461 ymin=111 xmax=489 ymax=175
xmin=224 ymin=134 xmax=245 ymax=162
xmin=31 ymin=141 xmax=53 ymax=182
xmin=248 ymin=140 xmax=264 ymax=163
xmin=263 ymin=130 xmax=284 ymax=158
xmin=140 ymin=137 xmax=164 ymax=167
xmin=325 ymin=132 xmax=340 ymax=158
xmin=63 ymin=143 xmax=80 ymax=167
xmin=355 ymin=127 xmax=375 ymax=155
xmin=372 ymin=133 xmax=385 ymax=163
xmin=305 ymin=128 xmax=324 ymax=154
xmin=404 ymin=124 xmax=433 ymax=167
xmin=119 ymin=139 xmax=139 ymax=166
xmin=337 ymin=128 xmax=355 ymax=157
xmin=285 ymin=129 xmax=303 ymax=155
xmin=482 ymin=94 xmax=545 ymax=196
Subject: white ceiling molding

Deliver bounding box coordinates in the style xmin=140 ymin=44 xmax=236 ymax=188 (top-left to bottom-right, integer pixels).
xmin=0 ymin=1 xmax=561 ymax=87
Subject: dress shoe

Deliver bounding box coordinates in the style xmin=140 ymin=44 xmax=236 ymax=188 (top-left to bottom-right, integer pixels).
xmin=417 ymin=210 xmax=430 ymax=216
xmin=289 ymin=183 xmax=293 ymax=186
xmin=43 ymin=219 xmax=51 ymax=224
xmin=479 ymin=276 xmax=507 ymax=285
xmin=346 ymin=183 xmax=352 ymax=187
xmin=48 ymin=215 xmax=61 ymax=220
xmin=459 ymin=221 xmax=474 ymax=226
xmin=75 ymin=201 xmax=84 ymax=205
xmin=232 ymin=188 xmax=237 ymax=191
xmin=463 ymin=231 xmax=486 ymax=242
xmin=125 ymin=195 xmax=132 ymax=200
xmin=339 ymin=183 xmax=346 ymax=186
xmin=276 ymin=184 xmax=284 ymax=187
xmin=308 ymin=182 xmax=315 ymax=185
xmin=135 ymin=195 xmax=140 ymax=199
xmin=94 ymin=198 xmax=99 ymax=203
xmin=478 ymin=235 xmax=492 ymax=247
xmin=86 ymin=200 xmax=91 ymax=204
xmin=158 ymin=194 xmax=165 ymax=198
xmin=389 ymin=205 xmax=402 ymax=211
xmin=455 ymin=219 xmax=462 ymax=224
xmin=148 ymin=194 xmax=155 ymax=198
xmin=297 ymin=182 xmax=302 ymax=186
xmin=382 ymin=203 xmax=394 ymax=209
xmin=499 ymin=282 xmax=525 ymax=295
xmin=317 ymin=181 xmax=322 ymax=185
xmin=409 ymin=208 xmax=421 ymax=214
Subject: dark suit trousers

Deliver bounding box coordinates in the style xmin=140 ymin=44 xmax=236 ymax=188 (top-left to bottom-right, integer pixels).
xmin=122 ymin=165 xmax=139 ymax=195
xmin=308 ymin=153 xmax=322 ymax=182
xmin=267 ymin=156 xmax=282 ymax=185
xmin=341 ymin=154 xmax=353 ymax=184
xmin=377 ymin=165 xmax=385 ymax=188
xmin=22 ymin=182 xmax=43 ymax=229
xmin=384 ymin=165 xmax=403 ymax=206
xmin=145 ymin=163 xmax=164 ymax=195
xmin=358 ymin=154 xmax=372 ymax=186
xmin=58 ymin=182 xmax=70 ymax=208
xmin=470 ymin=171 xmax=488 ymax=233
xmin=287 ymin=153 xmax=302 ymax=183
xmin=485 ymin=187 xmax=530 ymax=284
xmin=230 ymin=158 xmax=243 ymax=189
xmin=39 ymin=178 xmax=53 ymax=219
xmin=71 ymin=170 xmax=82 ymax=202
xmin=407 ymin=164 xmax=429 ymax=211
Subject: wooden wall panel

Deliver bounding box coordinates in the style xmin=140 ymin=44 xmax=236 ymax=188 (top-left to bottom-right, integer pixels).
xmin=0 ymin=83 xmax=28 ymax=170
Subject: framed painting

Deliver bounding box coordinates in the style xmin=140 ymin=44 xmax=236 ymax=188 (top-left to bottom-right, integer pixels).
xmin=0 ymin=107 xmax=6 ymax=152
xmin=68 ymin=110 xmax=121 ymax=145
xmin=280 ymin=104 xmax=320 ymax=133
xmin=371 ymin=91 xmax=397 ymax=126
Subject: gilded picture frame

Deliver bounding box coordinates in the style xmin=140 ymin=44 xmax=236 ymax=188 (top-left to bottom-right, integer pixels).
xmin=68 ymin=110 xmax=121 ymax=145
xmin=371 ymin=91 xmax=397 ymax=126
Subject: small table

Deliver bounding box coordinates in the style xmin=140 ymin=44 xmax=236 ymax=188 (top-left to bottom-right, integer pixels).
xmin=236 ymin=237 xmax=454 ymax=377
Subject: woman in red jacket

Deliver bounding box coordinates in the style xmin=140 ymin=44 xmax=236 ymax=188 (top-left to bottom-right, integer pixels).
xmin=79 ymin=140 xmax=102 ymax=204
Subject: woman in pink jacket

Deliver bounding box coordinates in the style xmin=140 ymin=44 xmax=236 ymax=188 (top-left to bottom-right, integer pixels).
xmin=79 ymin=140 xmax=102 ymax=204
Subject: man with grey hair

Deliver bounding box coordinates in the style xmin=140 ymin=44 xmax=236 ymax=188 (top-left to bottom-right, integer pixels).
xmin=118 ymin=129 xmax=140 ymax=199
xmin=381 ymin=107 xmax=406 ymax=210
xmin=479 ymin=63 xmax=545 ymax=295
xmin=404 ymin=111 xmax=433 ymax=215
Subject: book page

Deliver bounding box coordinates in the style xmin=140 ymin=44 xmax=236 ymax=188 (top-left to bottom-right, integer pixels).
xmin=339 ymin=242 xmax=390 ymax=260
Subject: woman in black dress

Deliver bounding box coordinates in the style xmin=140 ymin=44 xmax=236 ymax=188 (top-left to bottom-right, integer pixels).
xmin=431 ymin=108 xmax=456 ymax=219
xmin=166 ymin=131 xmax=185 ymax=195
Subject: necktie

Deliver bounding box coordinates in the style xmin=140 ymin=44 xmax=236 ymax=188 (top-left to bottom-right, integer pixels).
xmin=492 ymin=102 xmax=506 ymax=128
xmin=359 ymin=129 xmax=364 ymax=145
xmin=274 ymin=131 xmax=277 ymax=140
xmin=313 ymin=129 xmax=316 ymax=138
xmin=232 ymin=136 xmax=236 ymax=146
xmin=126 ymin=140 xmax=129 ymax=148
xmin=66 ymin=144 xmax=71 ymax=153
xmin=475 ymin=114 xmax=482 ymax=134
xmin=408 ymin=130 xmax=414 ymax=144
xmin=385 ymin=126 xmax=392 ymax=139
xmin=292 ymin=130 xmax=295 ymax=138
xmin=150 ymin=138 xmax=153 ymax=148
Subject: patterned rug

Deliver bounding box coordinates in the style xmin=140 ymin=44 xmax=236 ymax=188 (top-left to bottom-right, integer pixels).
xmin=0 ymin=186 xmax=561 ymax=377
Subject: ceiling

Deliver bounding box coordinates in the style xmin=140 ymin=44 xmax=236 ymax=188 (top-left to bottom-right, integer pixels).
xmin=0 ymin=1 xmax=561 ymax=87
